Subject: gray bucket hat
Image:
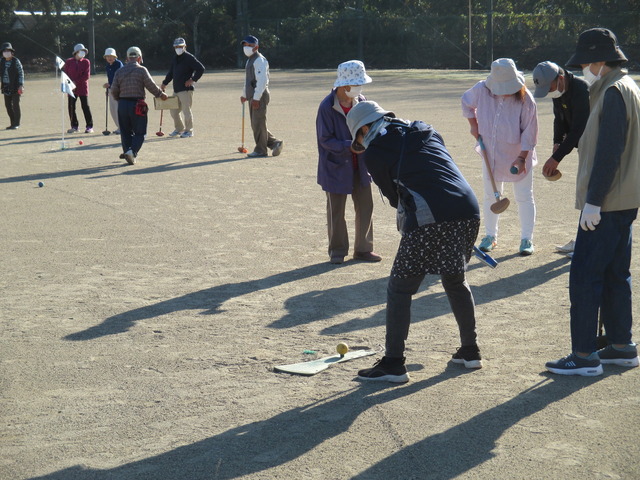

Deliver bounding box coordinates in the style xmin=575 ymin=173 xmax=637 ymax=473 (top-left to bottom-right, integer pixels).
xmin=566 ymin=28 xmax=628 ymax=69
xmin=346 ymin=101 xmax=395 ymax=149
xmin=532 ymin=61 xmax=561 ymax=98
xmin=1 ymin=42 xmax=15 ymax=53
xmin=73 ymin=43 xmax=88 ymax=55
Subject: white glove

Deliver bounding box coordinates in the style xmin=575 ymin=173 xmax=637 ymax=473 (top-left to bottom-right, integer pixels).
xmin=580 ymin=203 xmax=601 ymax=231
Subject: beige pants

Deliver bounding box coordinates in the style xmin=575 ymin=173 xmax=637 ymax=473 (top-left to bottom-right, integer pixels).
xmin=108 ymin=90 xmax=119 ymax=129
xmin=326 ymin=178 xmax=374 ymax=259
xmin=170 ymin=90 xmax=194 ymax=132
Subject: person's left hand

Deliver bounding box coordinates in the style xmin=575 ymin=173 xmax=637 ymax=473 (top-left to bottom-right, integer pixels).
xmin=251 ymin=99 xmax=260 ymax=110
xmin=160 ymin=92 xmax=168 ymax=101
xmin=543 ymin=157 xmax=559 ymax=177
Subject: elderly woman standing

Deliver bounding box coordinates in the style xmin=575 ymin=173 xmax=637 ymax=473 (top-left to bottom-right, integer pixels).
xmin=462 ymin=58 xmax=538 ymax=255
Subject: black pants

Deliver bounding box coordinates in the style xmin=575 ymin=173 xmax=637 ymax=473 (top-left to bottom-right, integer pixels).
xmin=67 ymin=95 xmax=93 ymax=130
xmin=4 ymin=92 xmax=21 ymax=127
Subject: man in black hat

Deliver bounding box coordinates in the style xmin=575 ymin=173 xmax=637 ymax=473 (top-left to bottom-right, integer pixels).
xmin=1 ymin=42 xmax=24 ymax=130
xmin=240 ymin=35 xmax=283 ymax=158
xmin=546 ymin=28 xmax=640 ymax=376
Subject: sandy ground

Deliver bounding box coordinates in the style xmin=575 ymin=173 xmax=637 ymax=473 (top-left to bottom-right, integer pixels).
xmin=1 ymin=69 xmax=639 ymax=480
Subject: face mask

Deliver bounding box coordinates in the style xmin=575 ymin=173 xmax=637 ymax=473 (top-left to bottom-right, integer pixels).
xmin=175 ymin=48 xmax=184 ymax=55
xmin=582 ymin=64 xmax=603 ymax=86
xmin=548 ymin=89 xmax=563 ymax=99
xmin=345 ymin=86 xmax=363 ymax=98
xmin=243 ymin=46 xmax=255 ymax=57
xmin=77 ymin=51 xmax=86 ymax=58
xmin=2 ymin=51 xmax=11 ymax=59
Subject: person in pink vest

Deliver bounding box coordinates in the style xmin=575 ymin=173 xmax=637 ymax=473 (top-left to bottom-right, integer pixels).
xmin=62 ymin=43 xmax=94 ymax=133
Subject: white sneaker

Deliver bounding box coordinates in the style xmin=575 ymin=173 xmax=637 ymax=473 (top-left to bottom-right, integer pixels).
xmin=168 ymin=130 xmax=181 ymax=137
xmin=180 ymin=131 xmax=193 ymax=138
xmin=555 ymin=240 xmax=575 ymax=253
xmin=124 ymin=149 xmax=135 ymax=165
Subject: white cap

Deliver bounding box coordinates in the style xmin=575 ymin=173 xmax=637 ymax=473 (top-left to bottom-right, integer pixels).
xmin=103 ymin=48 xmax=117 ymax=58
xmin=127 ymin=46 xmax=142 ymax=58
xmin=334 ymin=60 xmax=372 ymax=87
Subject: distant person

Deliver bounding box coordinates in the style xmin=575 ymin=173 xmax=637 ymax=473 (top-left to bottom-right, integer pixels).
xmin=63 ymin=43 xmax=94 ymax=133
xmin=316 ymin=60 xmax=381 ymax=265
xmin=461 ymin=58 xmax=538 ymax=256
xmin=103 ymin=47 xmax=123 ymax=134
xmin=110 ymin=47 xmax=167 ymax=165
xmin=1 ymin=42 xmax=24 ymax=130
xmin=533 ymin=60 xmax=590 ymax=255
xmin=346 ymin=101 xmax=482 ymax=383
xmin=160 ymin=37 xmax=204 ymax=138
xmin=240 ymin=35 xmax=283 ymax=157
xmin=546 ymin=28 xmax=640 ymax=376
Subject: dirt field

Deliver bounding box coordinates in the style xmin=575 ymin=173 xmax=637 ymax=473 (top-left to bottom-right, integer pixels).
xmin=1 ymin=68 xmax=639 ymax=480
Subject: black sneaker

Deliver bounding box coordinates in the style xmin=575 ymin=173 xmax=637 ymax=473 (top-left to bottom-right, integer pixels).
xmin=451 ymin=345 xmax=483 ymax=369
xmin=358 ymin=356 xmax=409 ymax=383
xmin=597 ymin=344 xmax=639 ymax=368
xmin=545 ymin=352 xmax=603 ymax=376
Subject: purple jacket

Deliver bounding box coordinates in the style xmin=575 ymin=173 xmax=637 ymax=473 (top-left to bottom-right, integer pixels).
xmin=316 ymin=89 xmax=372 ymax=194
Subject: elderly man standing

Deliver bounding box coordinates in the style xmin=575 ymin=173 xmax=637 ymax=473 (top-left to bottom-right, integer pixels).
xmin=316 ymin=60 xmax=381 ymax=265
xmin=546 ymin=28 xmax=640 ymax=376
xmin=161 ymin=37 xmax=204 ymax=138
xmin=110 ymin=47 xmax=167 ymax=165
xmin=240 ymin=35 xmax=283 ymax=158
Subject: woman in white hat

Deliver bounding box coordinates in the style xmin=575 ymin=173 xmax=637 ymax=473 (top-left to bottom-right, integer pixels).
xmin=461 ymin=58 xmax=538 ymax=255
xmin=62 ymin=43 xmax=94 ymax=133
xmin=103 ymin=48 xmax=123 ymax=134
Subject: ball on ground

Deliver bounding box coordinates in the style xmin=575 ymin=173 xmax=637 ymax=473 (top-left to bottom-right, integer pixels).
xmin=38 ymin=181 xmax=44 ymax=187
xmin=78 ymin=140 xmax=84 ymax=145
xmin=336 ymin=342 xmax=349 ymax=356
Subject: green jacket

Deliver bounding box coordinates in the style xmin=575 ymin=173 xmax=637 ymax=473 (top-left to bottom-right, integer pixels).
xmin=576 ymin=69 xmax=640 ymax=212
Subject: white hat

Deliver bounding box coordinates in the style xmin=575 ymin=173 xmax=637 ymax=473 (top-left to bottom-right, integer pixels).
xmin=127 ymin=46 xmax=142 ymax=58
xmin=103 ymin=48 xmax=117 ymax=58
xmin=485 ymin=58 xmax=525 ymax=95
xmin=73 ymin=43 xmax=88 ymax=55
xmin=334 ymin=60 xmax=372 ymax=87
xmin=346 ymin=101 xmax=395 ymax=149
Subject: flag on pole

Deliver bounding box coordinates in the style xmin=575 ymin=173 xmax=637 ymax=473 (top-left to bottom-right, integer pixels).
xmin=55 ymin=56 xmax=65 ymax=70
xmin=61 ymin=71 xmax=76 ymax=98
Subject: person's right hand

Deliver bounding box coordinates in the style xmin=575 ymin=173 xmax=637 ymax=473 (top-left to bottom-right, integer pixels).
xmin=543 ymin=157 xmax=560 ymax=177
xmin=103 ymin=83 xmax=109 ymax=89
xmin=240 ymin=96 xmax=247 ymax=103
xmin=160 ymin=92 xmax=168 ymax=100
xmin=160 ymin=84 xmax=166 ymax=92
xmin=469 ymin=123 xmax=479 ymax=139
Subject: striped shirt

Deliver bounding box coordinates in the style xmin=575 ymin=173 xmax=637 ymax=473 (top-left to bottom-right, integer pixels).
xmin=111 ymin=61 xmax=163 ymax=100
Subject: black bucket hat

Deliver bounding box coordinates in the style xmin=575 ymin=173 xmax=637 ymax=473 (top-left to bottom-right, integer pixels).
xmin=1 ymin=42 xmax=15 ymax=52
xmin=566 ymin=28 xmax=627 ymax=68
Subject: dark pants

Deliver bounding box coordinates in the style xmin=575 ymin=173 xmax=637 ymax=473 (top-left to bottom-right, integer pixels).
xmin=385 ymin=272 xmax=478 ymax=358
xmin=570 ymin=209 xmax=637 ymax=353
xmin=4 ymin=92 xmax=21 ymax=127
xmin=118 ymin=99 xmax=147 ymax=155
xmin=68 ymin=95 xmax=93 ymax=129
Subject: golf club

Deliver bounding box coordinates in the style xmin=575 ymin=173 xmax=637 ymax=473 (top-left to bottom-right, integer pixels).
xmin=477 ymin=135 xmax=510 ymax=214
xmin=102 ymin=88 xmax=111 ymax=135
xmin=237 ymin=102 xmax=248 ymax=153
xmin=156 ymin=110 xmax=165 ymax=137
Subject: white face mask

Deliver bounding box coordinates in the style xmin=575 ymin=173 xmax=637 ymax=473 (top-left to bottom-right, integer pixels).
xmin=548 ymin=89 xmax=563 ymax=99
xmin=345 ymin=86 xmax=363 ymax=98
xmin=77 ymin=51 xmax=86 ymax=58
xmin=175 ymin=48 xmax=184 ymax=55
xmin=2 ymin=51 xmax=11 ymax=59
xmin=243 ymin=46 xmax=255 ymax=57
xmin=582 ymin=64 xmax=604 ymax=86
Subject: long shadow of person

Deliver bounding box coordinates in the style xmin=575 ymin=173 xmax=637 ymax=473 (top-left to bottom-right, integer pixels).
xmin=28 ymin=370 xmax=603 ymax=480
xmin=64 ymin=262 xmax=340 ymax=341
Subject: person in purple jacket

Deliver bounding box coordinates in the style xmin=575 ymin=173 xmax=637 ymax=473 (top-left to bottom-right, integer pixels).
xmin=316 ymin=60 xmax=381 ymax=265
xmin=62 ymin=43 xmax=93 ymax=133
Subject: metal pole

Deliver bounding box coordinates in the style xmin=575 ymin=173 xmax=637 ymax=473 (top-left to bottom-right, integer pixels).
xmin=487 ymin=0 xmax=493 ymax=67
xmin=89 ymin=0 xmax=96 ymax=74
xmin=468 ymin=0 xmax=472 ymax=70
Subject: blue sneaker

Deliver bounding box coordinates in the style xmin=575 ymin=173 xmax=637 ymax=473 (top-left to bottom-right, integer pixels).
xmin=479 ymin=235 xmax=496 ymax=252
xmin=519 ymin=238 xmax=534 ymax=256
xmin=597 ymin=344 xmax=639 ymax=367
xmin=546 ymin=353 xmax=603 ymax=376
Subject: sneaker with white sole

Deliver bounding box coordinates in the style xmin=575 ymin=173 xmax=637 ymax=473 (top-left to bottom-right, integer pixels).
xmin=124 ymin=149 xmax=136 ymax=165
xmin=451 ymin=345 xmax=483 ymax=369
xmin=597 ymin=344 xmax=639 ymax=367
xmin=180 ymin=131 xmax=193 ymax=138
xmin=168 ymin=129 xmax=181 ymax=137
xmin=519 ymin=238 xmax=534 ymax=256
xmin=357 ymin=356 xmax=409 ymax=383
xmin=67 ymin=127 xmax=78 ymax=134
xmin=545 ymin=352 xmax=603 ymax=376
xmin=85 ymin=127 xmax=94 ymax=133
xmin=555 ymin=240 xmax=575 ymax=253
xmin=479 ymin=235 xmax=496 ymax=252
xmin=271 ymin=140 xmax=284 ymax=156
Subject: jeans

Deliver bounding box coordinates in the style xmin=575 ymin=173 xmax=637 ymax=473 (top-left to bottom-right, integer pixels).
xmin=118 ymin=99 xmax=148 ymax=155
xmin=570 ymin=208 xmax=637 ymax=353
xmin=385 ymin=272 xmax=478 ymax=358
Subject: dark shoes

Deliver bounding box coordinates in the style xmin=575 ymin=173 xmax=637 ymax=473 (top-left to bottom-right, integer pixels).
xmin=329 ymin=256 xmax=344 ymax=265
xmin=451 ymin=345 xmax=483 ymax=369
xmin=358 ymin=356 xmax=409 ymax=383
xmin=271 ymin=140 xmax=284 ymax=156
xmin=247 ymin=151 xmax=268 ymax=158
xmin=597 ymin=344 xmax=639 ymax=367
xmin=545 ymin=352 xmax=603 ymax=376
xmin=353 ymin=251 xmax=382 ymax=262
